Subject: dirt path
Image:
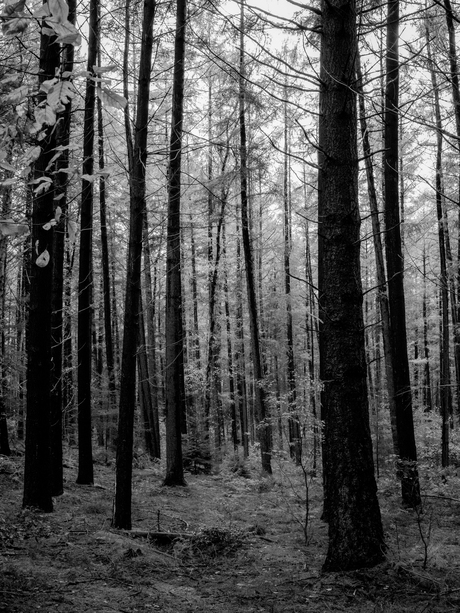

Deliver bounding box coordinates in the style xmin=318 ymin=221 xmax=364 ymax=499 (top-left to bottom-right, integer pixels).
xmin=1 ymin=453 xmax=459 ymax=612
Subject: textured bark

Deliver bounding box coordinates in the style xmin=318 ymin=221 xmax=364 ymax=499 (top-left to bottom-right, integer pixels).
xmin=384 ymin=0 xmax=420 ymax=507
xmin=49 ymin=0 xmax=76 ymax=496
xmin=283 ymin=98 xmax=300 ymax=464
xmin=426 ymin=29 xmax=451 ymax=465
xmin=239 ymin=0 xmax=271 ymax=474
xmin=318 ymin=0 xmax=385 ymax=571
xmin=114 ymin=0 xmax=158 ymax=528
xmin=142 ymin=214 xmax=161 ymax=457
xmin=97 ymin=48 xmax=117 ymax=423
xmin=163 ymin=0 xmax=187 ymax=487
xmin=76 ymin=0 xmax=98 ymax=485
xmin=356 ymin=54 xmax=398 ymax=456
xmin=23 ymin=26 xmax=61 ymax=511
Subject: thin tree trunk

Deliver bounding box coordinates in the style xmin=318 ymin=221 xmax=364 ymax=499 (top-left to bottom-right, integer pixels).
xmin=143 ymin=213 xmax=161 ymax=457
xmin=76 ymin=0 xmax=99 ymax=485
xmin=443 ymin=0 xmax=460 ymax=418
xmin=283 ymin=97 xmax=301 ymax=465
xmin=114 ymin=0 xmax=157 ymax=528
xmin=235 ymin=205 xmax=249 ymax=459
xmin=427 ymin=29 xmax=451 ymax=465
xmin=222 ymin=222 xmax=238 ymax=451
xmin=239 ymin=0 xmax=271 ymax=474
xmin=97 ymin=45 xmax=117 ymax=423
xmin=384 ymin=0 xmax=420 ymax=507
xmin=356 ymin=54 xmax=398 ymax=456
xmin=422 ymin=247 xmax=433 ymax=412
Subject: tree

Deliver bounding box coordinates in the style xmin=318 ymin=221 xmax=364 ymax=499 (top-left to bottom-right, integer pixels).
xmin=318 ymin=0 xmax=385 ymax=570
xmin=76 ymin=0 xmax=99 ymax=485
xmin=163 ymin=0 xmax=187 ymax=487
xmin=114 ymin=0 xmax=157 ymax=529
xmin=239 ymin=0 xmax=272 ymax=474
xmin=23 ymin=19 xmax=62 ymax=513
xmin=384 ymin=0 xmax=420 ymax=507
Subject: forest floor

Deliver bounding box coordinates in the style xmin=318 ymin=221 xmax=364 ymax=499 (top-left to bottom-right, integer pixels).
xmin=1 ymin=448 xmax=460 ymax=613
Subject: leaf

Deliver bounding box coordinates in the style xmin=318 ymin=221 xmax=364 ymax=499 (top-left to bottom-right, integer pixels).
xmin=29 ymin=176 xmax=52 ymax=186
xmin=3 ymin=85 xmax=28 ymax=105
xmin=34 ymin=105 xmax=57 ymax=128
xmin=97 ymin=87 xmax=127 ymax=110
xmin=2 ymin=0 xmax=26 ymax=17
xmin=81 ymin=174 xmax=96 ymax=183
xmin=2 ymin=16 xmax=28 ymax=35
xmin=48 ymin=0 xmax=69 ymax=23
xmin=1 ymin=178 xmax=16 ymax=187
xmin=0 ymin=74 xmax=20 ymax=86
xmin=36 ymin=250 xmax=50 ymax=267
xmin=0 ymin=161 xmax=15 ymax=173
xmin=20 ymin=146 xmax=41 ymax=167
xmin=0 ymin=219 xmax=29 ymax=237
xmin=93 ymin=65 xmax=117 ymax=74
xmin=40 ymin=78 xmax=58 ymax=94
xmin=54 ymin=206 xmax=62 ymax=222
xmin=49 ymin=21 xmax=81 ymax=45
xmin=47 ymin=80 xmax=75 ymax=111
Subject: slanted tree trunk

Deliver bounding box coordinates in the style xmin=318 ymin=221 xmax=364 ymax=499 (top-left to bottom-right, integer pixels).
xmin=23 ymin=25 xmax=61 ymax=512
xmin=318 ymin=0 xmax=385 ymax=571
xmin=384 ymin=0 xmax=420 ymax=507
xmin=356 ymin=54 xmax=398 ymax=456
xmin=239 ymin=0 xmax=271 ymax=474
xmin=114 ymin=0 xmax=157 ymax=529
xmin=163 ymin=0 xmax=187 ymax=487
xmin=76 ymin=0 xmax=99 ymax=485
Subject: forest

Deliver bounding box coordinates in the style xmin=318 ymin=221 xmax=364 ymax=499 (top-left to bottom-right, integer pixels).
xmin=1 ymin=0 xmax=460 ymax=609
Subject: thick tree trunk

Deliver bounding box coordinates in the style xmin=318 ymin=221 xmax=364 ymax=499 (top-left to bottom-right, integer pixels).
xmin=384 ymin=0 xmax=420 ymax=507
xmin=163 ymin=0 xmax=187 ymax=487
xmin=23 ymin=27 xmax=61 ymax=512
xmin=318 ymin=0 xmax=385 ymax=571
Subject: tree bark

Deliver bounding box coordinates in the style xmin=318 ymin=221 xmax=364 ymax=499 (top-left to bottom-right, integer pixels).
xmin=23 ymin=25 xmax=61 ymax=512
xmin=114 ymin=0 xmax=157 ymax=528
xmin=318 ymin=0 xmax=385 ymax=571
xmin=239 ymin=0 xmax=271 ymax=474
xmin=356 ymin=54 xmax=398 ymax=456
xmin=163 ymin=0 xmax=187 ymax=487
xmin=76 ymin=0 xmax=99 ymax=485
xmin=384 ymin=0 xmax=420 ymax=507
